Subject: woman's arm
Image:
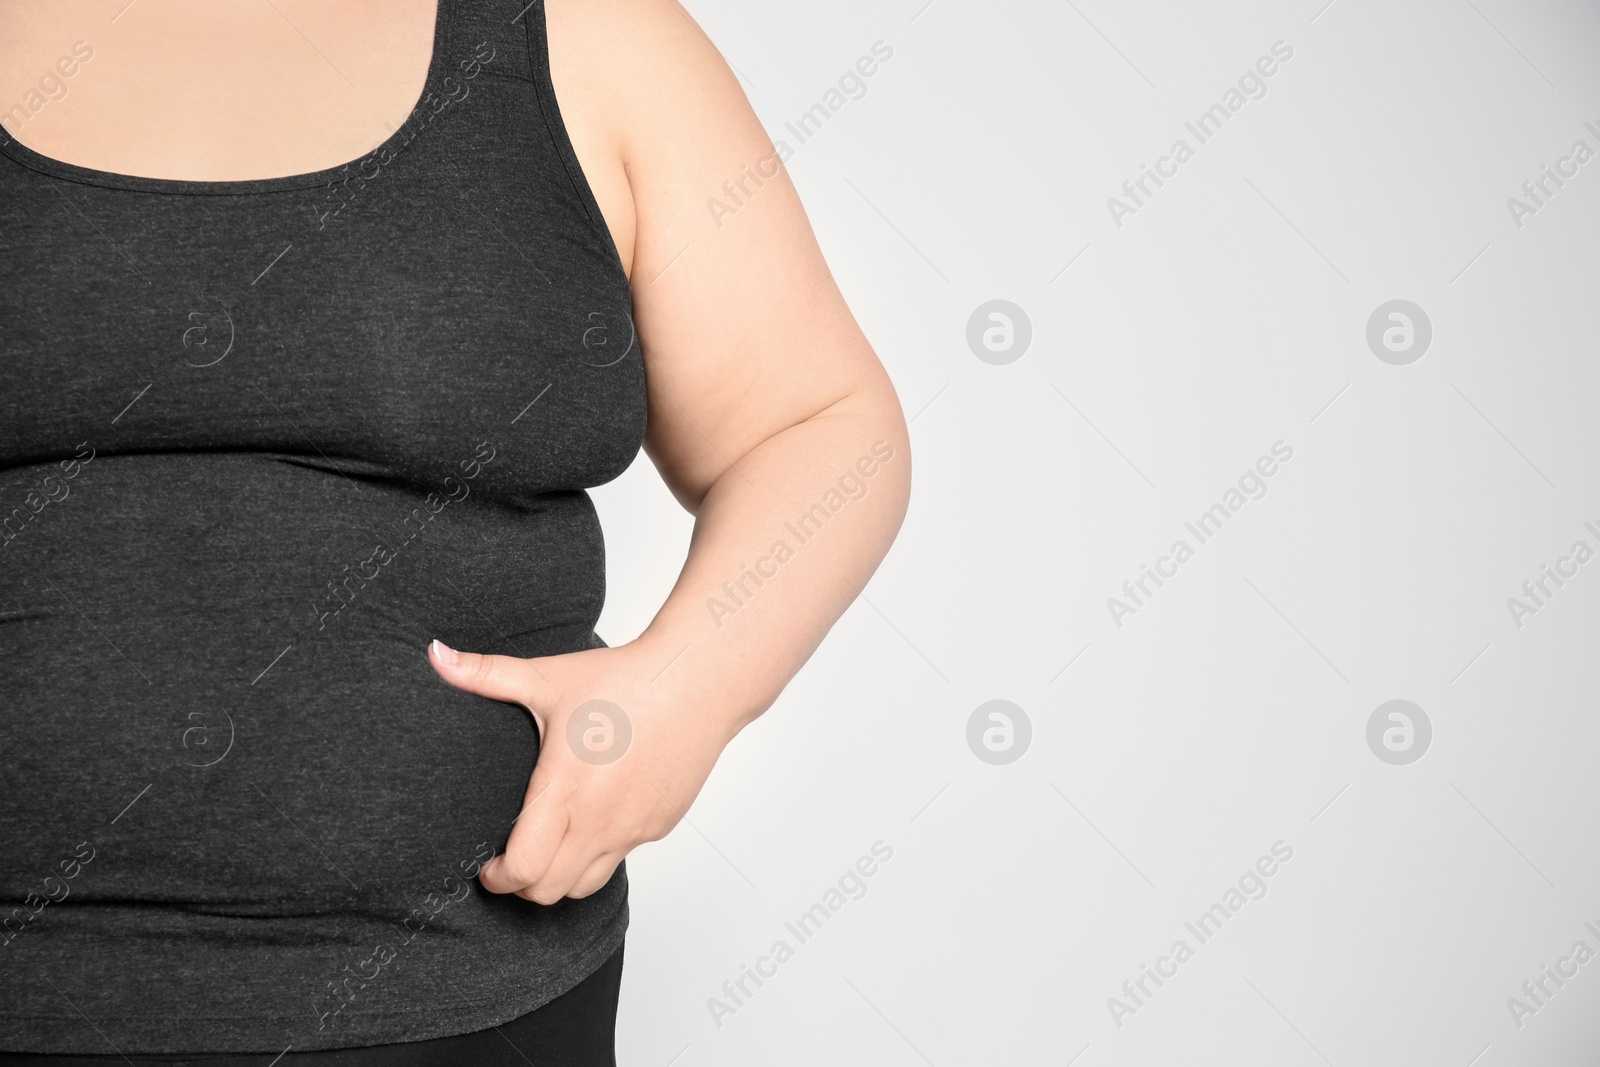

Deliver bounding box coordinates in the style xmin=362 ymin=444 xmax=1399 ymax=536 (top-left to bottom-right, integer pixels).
xmin=429 ymin=0 xmax=910 ymax=904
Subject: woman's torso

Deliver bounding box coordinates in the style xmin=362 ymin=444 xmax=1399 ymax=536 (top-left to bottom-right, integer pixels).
xmin=0 ymin=0 xmax=646 ymax=1053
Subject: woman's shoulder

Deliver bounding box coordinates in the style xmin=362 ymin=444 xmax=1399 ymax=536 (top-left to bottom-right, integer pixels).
xmin=544 ymin=0 xmax=775 ymax=281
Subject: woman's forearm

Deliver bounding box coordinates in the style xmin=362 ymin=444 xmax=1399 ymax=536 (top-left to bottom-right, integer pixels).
xmin=630 ymin=382 xmax=912 ymax=744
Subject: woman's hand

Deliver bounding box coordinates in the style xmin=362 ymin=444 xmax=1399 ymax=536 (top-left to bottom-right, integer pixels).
xmin=427 ymin=637 xmax=732 ymax=904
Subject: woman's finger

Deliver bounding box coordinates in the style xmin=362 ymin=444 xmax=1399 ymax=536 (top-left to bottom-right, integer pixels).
xmin=567 ymin=853 xmax=624 ymax=900
xmin=479 ymin=777 xmax=569 ymax=894
xmin=428 ymin=640 xmax=548 ymax=723
xmin=521 ymin=837 xmax=602 ymax=905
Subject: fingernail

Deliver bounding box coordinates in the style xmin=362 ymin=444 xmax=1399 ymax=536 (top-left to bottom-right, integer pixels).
xmin=431 ymin=639 xmax=460 ymax=665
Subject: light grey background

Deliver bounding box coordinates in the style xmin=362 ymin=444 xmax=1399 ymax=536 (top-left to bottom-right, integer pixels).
xmin=592 ymin=1 xmax=1600 ymax=1064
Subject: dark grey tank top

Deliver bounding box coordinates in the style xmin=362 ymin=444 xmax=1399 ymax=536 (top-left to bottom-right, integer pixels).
xmin=0 ymin=0 xmax=646 ymax=1053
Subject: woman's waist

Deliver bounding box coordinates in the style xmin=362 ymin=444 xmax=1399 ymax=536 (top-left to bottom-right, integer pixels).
xmin=0 ymin=655 xmax=549 ymax=910
xmin=0 ymin=613 xmax=599 ymax=893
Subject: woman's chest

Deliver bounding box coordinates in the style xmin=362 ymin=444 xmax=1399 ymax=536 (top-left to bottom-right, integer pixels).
xmin=0 ymin=165 xmax=646 ymax=499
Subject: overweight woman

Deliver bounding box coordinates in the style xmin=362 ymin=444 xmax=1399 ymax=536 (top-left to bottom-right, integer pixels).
xmin=0 ymin=0 xmax=911 ymax=1062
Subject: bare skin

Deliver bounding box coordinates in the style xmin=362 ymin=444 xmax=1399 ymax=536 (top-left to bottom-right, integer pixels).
xmin=0 ymin=0 xmax=911 ymax=904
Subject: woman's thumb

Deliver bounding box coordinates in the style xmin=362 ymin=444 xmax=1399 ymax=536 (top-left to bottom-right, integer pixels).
xmin=428 ymin=639 xmax=543 ymax=712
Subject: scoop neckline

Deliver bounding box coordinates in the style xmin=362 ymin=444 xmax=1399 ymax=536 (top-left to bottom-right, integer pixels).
xmin=0 ymin=0 xmax=452 ymax=196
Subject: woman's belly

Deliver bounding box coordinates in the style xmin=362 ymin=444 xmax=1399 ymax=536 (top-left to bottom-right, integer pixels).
xmin=0 ymin=448 xmax=604 ymax=921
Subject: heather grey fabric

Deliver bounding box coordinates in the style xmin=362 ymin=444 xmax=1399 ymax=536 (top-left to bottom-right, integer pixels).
xmin=0 ymin=0 xmax=645 ymax=1053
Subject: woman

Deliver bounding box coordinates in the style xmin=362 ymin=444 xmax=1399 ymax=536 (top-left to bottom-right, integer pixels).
xmin=0 ymin=0 xmax=911 ymax=1063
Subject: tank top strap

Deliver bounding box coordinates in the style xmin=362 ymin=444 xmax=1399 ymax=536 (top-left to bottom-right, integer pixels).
xmin=448 ymin=0 xmax=547 ymax=82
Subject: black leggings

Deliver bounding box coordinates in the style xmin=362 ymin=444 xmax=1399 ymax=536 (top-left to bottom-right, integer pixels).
xmin=0 ymin=943 xmax=623 ymax=1067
